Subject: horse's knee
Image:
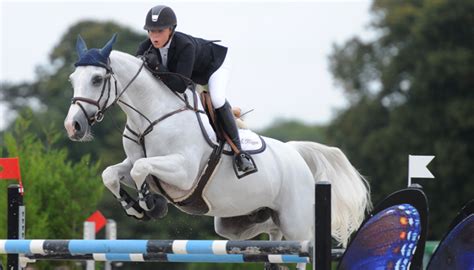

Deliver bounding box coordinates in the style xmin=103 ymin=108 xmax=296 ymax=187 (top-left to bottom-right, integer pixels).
xmin=130 ymin=159 xmax=151 ymax=182
xmin=102 ymin=167 xmax=120 ymax=193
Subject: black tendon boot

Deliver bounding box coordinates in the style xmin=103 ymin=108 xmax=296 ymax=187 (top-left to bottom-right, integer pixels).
xmin=216 ymin=102 xmax=257 ymax=175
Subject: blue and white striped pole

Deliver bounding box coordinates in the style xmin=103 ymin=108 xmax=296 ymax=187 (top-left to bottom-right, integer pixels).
xmin=0 ymin=239 xmax=311 ymax=256
xmin=24 ymin=253 xmax=310 ymax=263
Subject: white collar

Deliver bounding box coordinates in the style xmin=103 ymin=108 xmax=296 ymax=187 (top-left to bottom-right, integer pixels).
xmin=160 ymin=36 xmax=173 ymax=51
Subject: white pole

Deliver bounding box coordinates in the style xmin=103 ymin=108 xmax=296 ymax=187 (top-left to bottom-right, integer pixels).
xmin=83 ymin=221 xmax=95 ymax=270
xmin=408 ymin=155 xmax=413 ymax=187
xmin=105 ymin=219 xmax=117 ymax=270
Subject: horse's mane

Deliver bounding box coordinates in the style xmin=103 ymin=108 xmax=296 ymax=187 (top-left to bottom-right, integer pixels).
xmin=110 ymin=50 xmax=143 ymax=67
xmin=109 ymin=50 xmax=165 ymax=88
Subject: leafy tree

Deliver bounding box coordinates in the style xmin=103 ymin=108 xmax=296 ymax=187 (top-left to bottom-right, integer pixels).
xmin=0 ymin=111 xmax=103 ymax=269
xmin=0 ymin=20 xmax=147 ymax=165
xmin=259 ymin=118 xmax=327 ymax=143
xmin=327 ymin=0 xmax=474 ymax=239
xmin=2 ymin=18 xmax=305 ymax=269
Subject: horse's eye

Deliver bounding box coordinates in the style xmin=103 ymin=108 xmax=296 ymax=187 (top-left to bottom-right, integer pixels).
xmin=92 ymin=76 xmax=103 ymax=86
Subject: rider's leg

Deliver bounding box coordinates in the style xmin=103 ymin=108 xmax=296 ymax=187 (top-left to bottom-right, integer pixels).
xmin=208 ymin=50 xmax=255 ymax=173
xmin=215 ymin=102 xmax=256 ymax=172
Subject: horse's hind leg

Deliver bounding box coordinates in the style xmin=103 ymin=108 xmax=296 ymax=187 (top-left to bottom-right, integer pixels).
xmin=262 ymin=229 xmax=290 ymax=270
xmin=102 ymin=159 xmax=146 ymax=219
xmin=215 ymin=214 xmax=291 ymax=270
xmin=214 ymin=208 xmax=280 ymax=240
xmin=276 ymin=197 xmax=314 ymax=270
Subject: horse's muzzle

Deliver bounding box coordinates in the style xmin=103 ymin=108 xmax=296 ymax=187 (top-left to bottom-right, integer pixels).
xmin=64 ymin=114 xmax=90 ymax=141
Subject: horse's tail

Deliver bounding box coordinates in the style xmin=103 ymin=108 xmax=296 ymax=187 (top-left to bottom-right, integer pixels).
xmin=287 ymin=141 xmax=372 ymax=247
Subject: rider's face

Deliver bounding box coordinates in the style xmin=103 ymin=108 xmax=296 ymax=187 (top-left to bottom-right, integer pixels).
xmin=148 ymin=28 xmax=172 ymax=48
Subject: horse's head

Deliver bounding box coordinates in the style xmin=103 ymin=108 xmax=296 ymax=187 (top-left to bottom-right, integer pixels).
xmin=64 ymin=34 xmax=118 ymax=141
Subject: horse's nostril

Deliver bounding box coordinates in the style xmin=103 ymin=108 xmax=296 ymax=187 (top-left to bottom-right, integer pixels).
xmin=74 ymin=121 xmax=81 ymax=132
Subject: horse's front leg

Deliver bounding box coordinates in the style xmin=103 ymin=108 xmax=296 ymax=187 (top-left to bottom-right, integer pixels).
xmin=102 ymin=159 xmax=146 ymax=219
xmin=130 ymin=154 xmax=194 ymax=211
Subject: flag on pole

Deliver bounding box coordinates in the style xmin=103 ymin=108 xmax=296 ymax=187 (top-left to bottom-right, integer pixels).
xmin=86 ymin=210 xmax=107 ymax=233
xmin=0 ymin=157 xmax=24 ymax=194
xmin=408 ymin=155 xmax=435 ymax=186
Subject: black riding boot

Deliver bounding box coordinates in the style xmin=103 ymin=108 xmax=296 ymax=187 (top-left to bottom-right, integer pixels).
xmin=216 ymin=102 xmax=256 ymax=173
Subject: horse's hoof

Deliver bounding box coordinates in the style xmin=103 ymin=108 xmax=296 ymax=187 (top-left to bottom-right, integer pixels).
xmin=145 ymin=194 xmax=168 ymax=219
xmin=264 ymin=263 xmax=289 ymax=270
xmin=125 ymin=211 xmax=150 ymax=221
xmin=135 ymin=214 xmax=151 ymax=221
xmin=123 ymin=203 xmax=150 ymax=221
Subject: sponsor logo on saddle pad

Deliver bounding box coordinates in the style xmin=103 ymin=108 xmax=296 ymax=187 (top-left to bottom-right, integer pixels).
xmin=224 ymin=129 xmax=265 ymax=153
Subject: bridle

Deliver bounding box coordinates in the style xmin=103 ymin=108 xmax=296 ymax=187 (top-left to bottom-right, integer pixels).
xmin=71 ymin=62 xmax=144 ymax=126
xmin=70 ymin=57 xmax=210 ymax=157
xmin=71 ymin=56 xmax=232 ymax=208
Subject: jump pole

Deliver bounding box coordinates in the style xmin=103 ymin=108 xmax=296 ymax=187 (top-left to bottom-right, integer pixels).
xmin=7 ymin=184 xmax=25 ymax=270
xmin=0 ymin=239 xmax=311 ymax=256
xmin=4 ymin=182 xmax=333 ymax=269
xmin=23 ymin=253 xmax=310 ymax=263
xmin=315 ymin=181 xmax=331 ymax=270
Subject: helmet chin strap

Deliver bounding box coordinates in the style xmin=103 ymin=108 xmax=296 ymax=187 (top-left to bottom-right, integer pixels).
xmin=163 ymin=26 xmax=176 ymax=47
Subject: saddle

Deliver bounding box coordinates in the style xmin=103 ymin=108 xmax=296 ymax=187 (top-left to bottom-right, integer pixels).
xmin=148 ymin=88 xmax=265 ymax=216
xmin=198 ymin=90 xmax=266 ymax=159
xmin=134 ymin=66 xmax=265 ymax=217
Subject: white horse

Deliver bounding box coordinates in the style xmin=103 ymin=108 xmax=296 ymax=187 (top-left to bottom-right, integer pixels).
xmin=64 ymin=35 xmax=371 ymax=270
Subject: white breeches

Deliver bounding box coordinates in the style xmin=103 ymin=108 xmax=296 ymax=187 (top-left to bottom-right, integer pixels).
xmin=208 ymin=50 xmax=232 ymax=109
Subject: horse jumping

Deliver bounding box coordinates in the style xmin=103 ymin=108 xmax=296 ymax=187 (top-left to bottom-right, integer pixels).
xmin=64 ymin=34 xmax=371 ymax=270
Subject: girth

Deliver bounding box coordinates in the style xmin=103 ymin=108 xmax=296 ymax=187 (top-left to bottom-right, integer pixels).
xmin=151 ymin=141 xmax=225 ymax=215
xmin=123 ymin=83 xmax=223 ymax=215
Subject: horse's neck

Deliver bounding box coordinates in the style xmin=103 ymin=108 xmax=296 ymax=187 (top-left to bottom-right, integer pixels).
xmin=110 ymin=52 xmax=184 ymax=132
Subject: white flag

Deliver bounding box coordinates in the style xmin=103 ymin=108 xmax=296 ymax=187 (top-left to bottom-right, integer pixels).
xmin=409 ymin=155 xmax=435 ymax=180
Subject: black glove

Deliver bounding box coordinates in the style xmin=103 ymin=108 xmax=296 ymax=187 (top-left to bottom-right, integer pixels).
xmin=143 ymin=50 xmax=159 ymax=71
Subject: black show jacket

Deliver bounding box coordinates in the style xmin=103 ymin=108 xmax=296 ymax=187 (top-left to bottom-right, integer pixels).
xmin=136 ymin=31 xmax=228 ymax=93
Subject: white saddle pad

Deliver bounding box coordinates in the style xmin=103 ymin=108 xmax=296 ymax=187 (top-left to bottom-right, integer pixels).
xmin=224 ymin=129 xmax=265 ymax=153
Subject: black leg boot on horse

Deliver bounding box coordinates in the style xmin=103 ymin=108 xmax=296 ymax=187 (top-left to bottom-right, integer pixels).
xmin=216 ymin=102 xmax=258 ymax=177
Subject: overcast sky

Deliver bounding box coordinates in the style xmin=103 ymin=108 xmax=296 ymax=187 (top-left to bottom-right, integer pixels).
xmin=0 ymin=0 xmax=373 ymax=129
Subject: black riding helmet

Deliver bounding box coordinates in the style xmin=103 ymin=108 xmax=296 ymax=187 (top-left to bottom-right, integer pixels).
xmin=144 ymin=5 xmax=177 ymax=31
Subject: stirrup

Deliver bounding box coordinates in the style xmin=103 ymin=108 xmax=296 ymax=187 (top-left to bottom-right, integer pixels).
xmin=233 ymin=153 xmax=258 ymax=179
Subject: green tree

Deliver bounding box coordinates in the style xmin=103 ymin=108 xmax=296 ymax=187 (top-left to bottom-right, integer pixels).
xmin=259 ymin=119 xmax=327 ymax=143
xmin=0 ymin=112 xmax=103 ymax=269
xmin=0 ymin=20 xmax=147 ymax=165
xmin=327 ymin=0 xmax=474 ymax=239
xmin=0 ymin=20 xmax=286 ymax=269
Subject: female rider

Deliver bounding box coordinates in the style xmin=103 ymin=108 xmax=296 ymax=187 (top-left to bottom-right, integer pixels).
xmin=136 ymin=5 xmax=255 ymax=174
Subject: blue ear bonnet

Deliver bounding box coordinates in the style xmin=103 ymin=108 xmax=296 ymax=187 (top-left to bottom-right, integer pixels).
xmin=75 ymin=33 xmax=117 ymax=70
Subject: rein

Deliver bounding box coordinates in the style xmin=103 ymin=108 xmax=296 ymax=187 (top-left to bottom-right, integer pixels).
xmin=72 ymin=57 xmax=209 ymax=157
xmin=71 ymin=56 xmax=228 ymax=212
xmin=122 ymin=88 xmax=203 ymax=157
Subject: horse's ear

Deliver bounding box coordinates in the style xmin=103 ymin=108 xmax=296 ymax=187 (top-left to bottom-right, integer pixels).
xmin=76 ymin=35 xmax=88 ymax=58
xmin=100 ymin=33 xmax=118 ymax=59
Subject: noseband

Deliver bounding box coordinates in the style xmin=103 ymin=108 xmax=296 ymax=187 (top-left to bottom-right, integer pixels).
xmin=71 ymin=63 xmax=143 ymax=126
xmin=71 ymin=72 xmax=113 ymax=125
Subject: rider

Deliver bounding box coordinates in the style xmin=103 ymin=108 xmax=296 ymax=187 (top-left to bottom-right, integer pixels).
xmin=136 ymin=5 xmax=256 ymax=173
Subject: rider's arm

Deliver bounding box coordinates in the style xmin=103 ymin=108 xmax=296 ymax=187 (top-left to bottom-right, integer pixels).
xmin=160 ymin=43 xmax=195 ymax=93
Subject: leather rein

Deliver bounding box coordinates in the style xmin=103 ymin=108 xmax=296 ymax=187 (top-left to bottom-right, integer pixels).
xmin=71 ymin=58 xmax=236 ymax=213
xmin=71 ymin=58 xmax=210 ymax=156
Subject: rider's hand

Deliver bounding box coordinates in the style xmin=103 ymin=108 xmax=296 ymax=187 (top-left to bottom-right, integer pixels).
xmin=144 ymin=51 xmax=159 ymax=71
